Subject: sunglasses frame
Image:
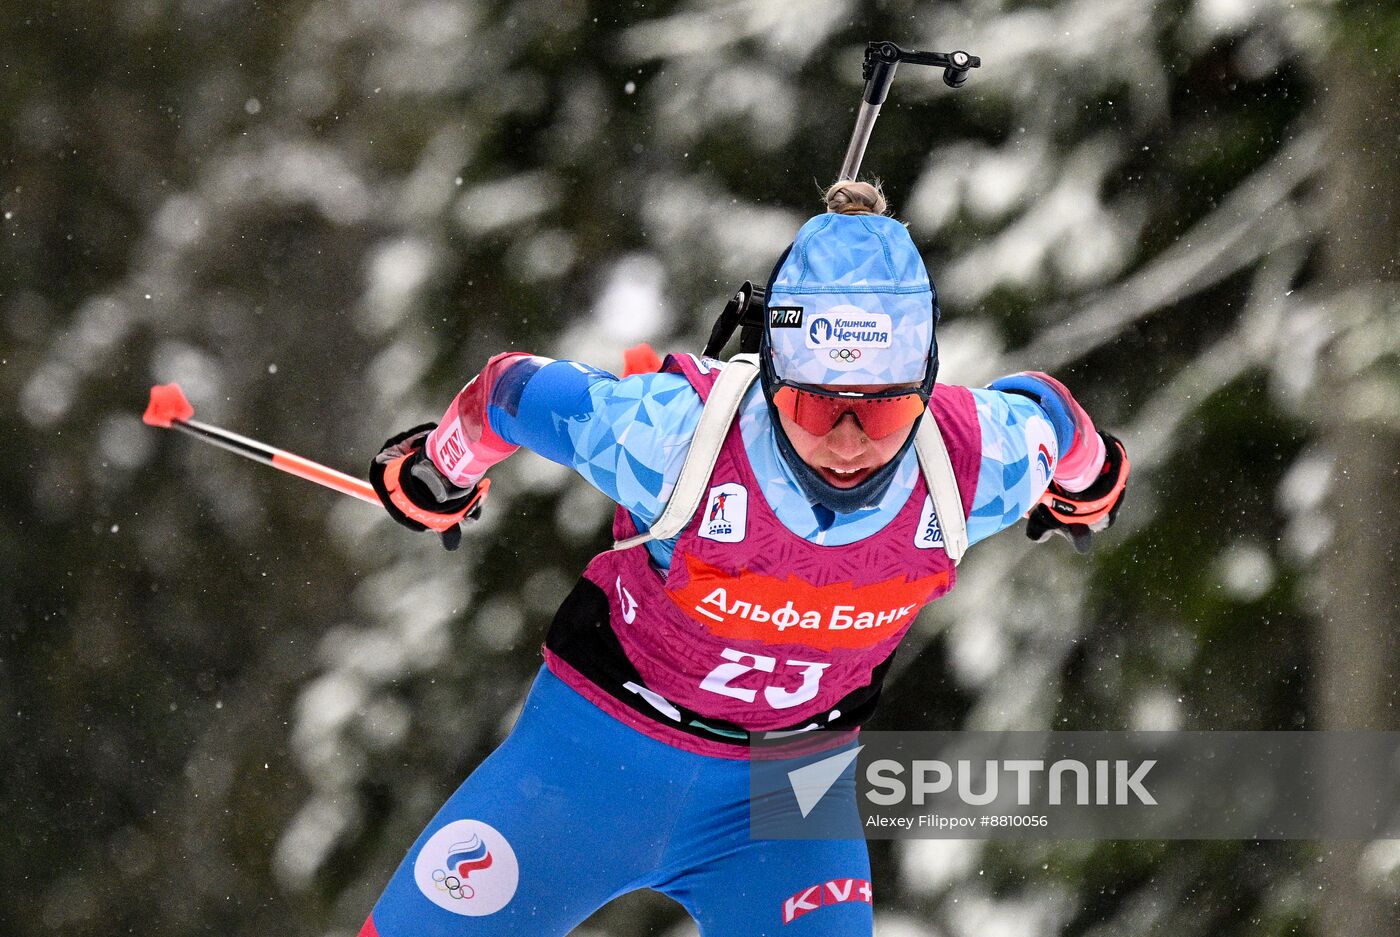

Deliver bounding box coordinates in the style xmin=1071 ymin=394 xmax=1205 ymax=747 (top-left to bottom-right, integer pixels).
xmin=759 ymin=328 xmax=938 ymax=439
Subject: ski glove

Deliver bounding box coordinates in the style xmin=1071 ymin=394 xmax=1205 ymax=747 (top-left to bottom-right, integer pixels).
xmin=1026 ymin=431 xmax=1129 ymax=554
xmin=370 ymin=423 xmax=489 ymax=551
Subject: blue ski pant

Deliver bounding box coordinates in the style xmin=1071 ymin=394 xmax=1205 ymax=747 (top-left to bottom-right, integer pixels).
xmin=360 ymin=664 xmax=873 ymax=936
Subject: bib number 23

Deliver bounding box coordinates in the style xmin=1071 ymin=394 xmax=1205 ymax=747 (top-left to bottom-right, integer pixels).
xmin=700 ymin=648 xmax=829 ymax=710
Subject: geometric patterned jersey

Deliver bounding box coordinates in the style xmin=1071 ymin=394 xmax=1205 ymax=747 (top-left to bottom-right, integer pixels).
xmin=483 ymin=356 xmax=1064 ymax=572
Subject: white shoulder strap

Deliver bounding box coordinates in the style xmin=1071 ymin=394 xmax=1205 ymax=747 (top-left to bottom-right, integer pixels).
xmin=914 ymin=412 xmax=968 ymax=565
xmin=613 ymin=355 xmax=968 ymax=566
xmin=612 ymin=354 xmax=760 ymax=551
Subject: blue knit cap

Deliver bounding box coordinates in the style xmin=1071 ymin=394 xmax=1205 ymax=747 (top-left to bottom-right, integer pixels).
xmin=764 ymin=212 xmax=937 ymax=388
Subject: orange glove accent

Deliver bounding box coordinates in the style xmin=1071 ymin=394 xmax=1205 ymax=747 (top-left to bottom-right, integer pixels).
xmin=1026 ymin=432 xmax=1129 ymax=552
xmin=370 ymin=424 xmax=490 ymax=550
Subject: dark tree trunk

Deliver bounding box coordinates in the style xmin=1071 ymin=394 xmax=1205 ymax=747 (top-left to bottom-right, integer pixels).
xmin=1314 ymin=5 xmax=1400 ymax=934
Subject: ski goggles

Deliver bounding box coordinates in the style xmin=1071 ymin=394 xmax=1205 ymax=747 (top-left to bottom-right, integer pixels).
xmin=770 ymin=382 xmax=930 ymax=439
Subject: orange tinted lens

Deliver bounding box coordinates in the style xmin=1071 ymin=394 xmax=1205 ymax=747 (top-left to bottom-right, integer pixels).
xmin=846 ymin=393 xmax=928 ymax=439
xmin=773 ymin=387 xmax=926 ymax=440
xmin=773 ymin=386 xmax=843 ymax=436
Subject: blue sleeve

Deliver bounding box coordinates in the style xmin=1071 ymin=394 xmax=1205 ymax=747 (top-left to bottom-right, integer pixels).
xmin=966 ymin=388 xmax=1061 ymax=546
xmin=484 ymin=360 xmax=703 ymax=527
xmin=985 ymin=372 xmax=1087 ymax=457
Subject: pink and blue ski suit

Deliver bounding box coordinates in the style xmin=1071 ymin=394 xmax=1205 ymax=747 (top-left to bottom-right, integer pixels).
xmin=362 ymin=214 xmax=1106 ymax=936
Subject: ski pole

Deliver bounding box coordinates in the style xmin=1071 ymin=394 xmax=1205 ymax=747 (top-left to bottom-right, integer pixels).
xmin=837 ymin=41 xmax=980 ymax=183
xmin=142 ymin=383 xmax=380 ymax=506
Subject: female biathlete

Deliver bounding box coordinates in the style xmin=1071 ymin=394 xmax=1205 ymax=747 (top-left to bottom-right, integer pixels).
xmin=361 ymin=182 xmax=1129 ymax=936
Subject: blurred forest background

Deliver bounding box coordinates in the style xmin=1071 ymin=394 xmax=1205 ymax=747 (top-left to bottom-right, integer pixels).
xmin=3 ymin=0 xmax=1398 ymax=935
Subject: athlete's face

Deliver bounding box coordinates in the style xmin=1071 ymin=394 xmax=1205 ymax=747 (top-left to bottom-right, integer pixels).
xmin=775 ymin=384 xmax=917 ymax=489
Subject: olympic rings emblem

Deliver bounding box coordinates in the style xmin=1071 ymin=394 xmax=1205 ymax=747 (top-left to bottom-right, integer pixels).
xmin=432 ymin=867 xmax=477 ymax=900
xmin=829 ymin=348 xmax=862 ymax=361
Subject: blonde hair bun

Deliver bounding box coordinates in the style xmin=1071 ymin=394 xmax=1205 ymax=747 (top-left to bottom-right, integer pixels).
xmin=823 ymin=179 xmax=888 ymax=216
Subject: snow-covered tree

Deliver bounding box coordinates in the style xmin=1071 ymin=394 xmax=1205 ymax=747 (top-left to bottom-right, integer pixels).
xmin=3 ymin=1 xmax=1396 ymax=935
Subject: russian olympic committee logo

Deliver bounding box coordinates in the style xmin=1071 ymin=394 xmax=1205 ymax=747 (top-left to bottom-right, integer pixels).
xmin=414 ymin=819 xmax=519 ymax=916
xmin=1026 ymin=415 xmax=1058 ymax=490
